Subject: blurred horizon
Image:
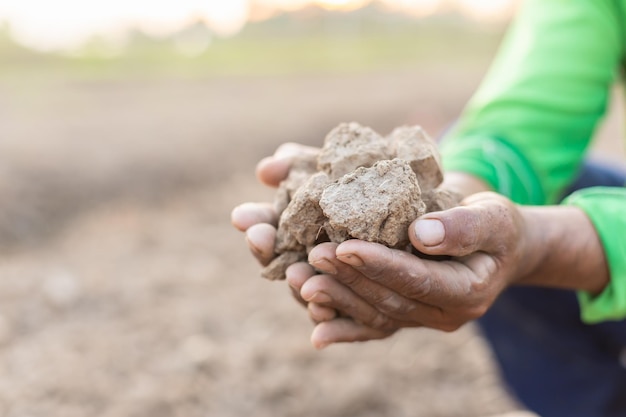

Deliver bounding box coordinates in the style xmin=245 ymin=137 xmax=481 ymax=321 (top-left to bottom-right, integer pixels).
xmin=0 ymin=1 xmax=522 ymax=248
xmin=0 ymin=0 xmax=519 ymax=54
xmin=0 ymin=2 xmax=512 ymax=81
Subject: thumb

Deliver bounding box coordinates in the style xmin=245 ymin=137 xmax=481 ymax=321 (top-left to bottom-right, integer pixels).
xmin=409 ymin=193 xmax=515 ymax=257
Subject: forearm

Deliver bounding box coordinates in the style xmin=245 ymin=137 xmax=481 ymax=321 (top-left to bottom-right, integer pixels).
xmin=516 ymin=205 xmax=609 ymax=295
xmin=441 ymin=1 xmax=622 ymax=205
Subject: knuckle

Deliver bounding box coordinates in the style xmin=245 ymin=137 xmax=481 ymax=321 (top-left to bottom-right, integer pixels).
xmin=460 ymin=212 xmax=482 ymax=251
xmin=363 ymin=255 xmax=392 ymax=282
xmin=405 ymin=273 xmax=432 ymax=299
xmin=490 ymin=197 xmax=518 ymax=228
xmin=359 ymin=245 xmax=401 ymax=282
xmin=335 ymin=270 xmax=362 ymax=287
xmin=441 ymin=207 xmax=481 ymax=254
xmin=374 ymin=292 xmax=411 ymax=316
xmin=367 ymin=311 xmax=393 ymax=331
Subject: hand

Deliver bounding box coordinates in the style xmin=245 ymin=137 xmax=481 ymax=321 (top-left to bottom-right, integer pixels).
xmin=285 ymin=259 xmax=397 ymax=347
xmin=294 ymin=192 xmax=531 ymax=348
xmin=231 ymin=143 xmax=319 ymax=265
xmin=232 ymin=143 xmax=339 ymax=316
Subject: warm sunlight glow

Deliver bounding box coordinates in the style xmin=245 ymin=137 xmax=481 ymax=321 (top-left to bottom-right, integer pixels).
xmin=253 ymin=0 xmax=311 ymax=12
xmin=379 ymin=0 xmax=442 ymax=17
xmin=0 ymin=0 xmax=251 ymax=51
xmin=0 ymin=0 xmax=519 ymax=52
xmin=454 ymin=0 xmax=517 ymax=21
xmin=313 ymin=0 xmax=371 ymax=11
xmin=201 ymin=0 xmax=249 ymax=36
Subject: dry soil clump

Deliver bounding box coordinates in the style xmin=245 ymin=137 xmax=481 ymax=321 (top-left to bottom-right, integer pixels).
xmin=263 ymin=122 xmax=460 ymax=281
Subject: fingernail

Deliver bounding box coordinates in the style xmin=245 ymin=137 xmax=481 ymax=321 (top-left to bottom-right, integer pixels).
xmin=311 ymin=291 xmax=332 ymax=304
xmin=414 ymin=219 xmax=445 ymax=247
xmin=337 ymin=253 xmax=364 ymax=267
xmin=315 ymin=342 xmax=329 ymax=350
xmin=311 ymin=333 xmax=330 ymax=350
xmin=310 ymin=258 xmax=337 ymax=275
xmin=244 ymin=236 xmax=263 ymax=257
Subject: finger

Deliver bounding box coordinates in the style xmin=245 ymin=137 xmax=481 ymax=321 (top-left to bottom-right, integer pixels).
xmin=336 ymin=239 xmax=497 ymax=327
xmin=256 ymin=157 xmax=292 ymax=188
xmin=335 ymin=240 xmax=474 ymax=307
xmin=256 ymin=143 xmax=320 ymax=187
xmin=286 ymin=262 xmax=316 ymax=307
xmin=309 ymin=242 xmax=401 ymax=324
xmin=286 ymin=262 xmax=316 ymax=290
xmin=300 ymin=273 xmax=398 ymax=331
xmin=308 ymin=302 xmax=337 ymax=323
xmin=410 ymin=194 xmax=514 ymax=257
xmin=231 ymin=202 xmax=278 ymax=231
xmin=285 ymin=262 xmax=338 ymax=320
xmin=311 ymin=319 xmax=396 ymax=349
xmin=245 ymin=223 xmax=277 ymax=266
xmin=307 ymin=244 xmax=438 ymax=327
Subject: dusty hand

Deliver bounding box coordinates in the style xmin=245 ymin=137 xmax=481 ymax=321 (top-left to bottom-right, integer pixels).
xmin=231 ymin=143 xmax=318 ymax=264
xmin=295 ymin=192 xmax=531 ymax=348
xmin=231 ymin=143 xmax=338 ymax=314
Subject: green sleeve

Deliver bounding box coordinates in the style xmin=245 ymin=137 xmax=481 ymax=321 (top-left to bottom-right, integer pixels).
xmin=441 ymin=0 xmax=624 ymax=205
xmin=562 ymin=188 xmax=626 ymax=323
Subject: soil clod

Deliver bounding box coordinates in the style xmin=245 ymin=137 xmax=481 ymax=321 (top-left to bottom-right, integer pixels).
xmin=262 ymin=122 xmax=460 ymax=280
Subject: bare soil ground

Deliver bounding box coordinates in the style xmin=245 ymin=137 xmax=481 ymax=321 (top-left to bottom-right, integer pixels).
xmin=0 ymin=69 xmax=622 ymax=417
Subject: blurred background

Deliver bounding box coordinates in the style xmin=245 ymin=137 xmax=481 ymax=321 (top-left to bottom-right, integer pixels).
xmin=0 ymin=1 xmax=623 ymax=416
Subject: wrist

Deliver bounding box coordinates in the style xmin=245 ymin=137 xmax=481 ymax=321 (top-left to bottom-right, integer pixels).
xmin=514 ymin=206 xmax=549 ymax=284
xmin=515 ymin=205 xmax=609 ymax=294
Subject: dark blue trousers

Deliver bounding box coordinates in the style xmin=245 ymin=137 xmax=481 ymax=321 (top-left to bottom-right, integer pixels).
xmin=477 ymin=160 xmax=626 ymax=417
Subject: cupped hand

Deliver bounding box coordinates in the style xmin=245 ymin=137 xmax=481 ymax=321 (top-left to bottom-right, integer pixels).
xmin=298 ymin=192 xmax=533 ymax=348
xmin=231 ymin=142 xmax=320 ymax=265
xmin=286 ymin=246 xmax=399 ymax=348
xmin=231 ymin=142 xmax=338 ymax=317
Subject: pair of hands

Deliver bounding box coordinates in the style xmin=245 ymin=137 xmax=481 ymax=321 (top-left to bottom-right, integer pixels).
xmin=232 ymin=143 xmax=532 ymax=348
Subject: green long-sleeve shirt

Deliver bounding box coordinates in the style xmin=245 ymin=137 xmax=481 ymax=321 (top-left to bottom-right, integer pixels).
xmin=440 ymin=0 xmax=626 ymax=323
